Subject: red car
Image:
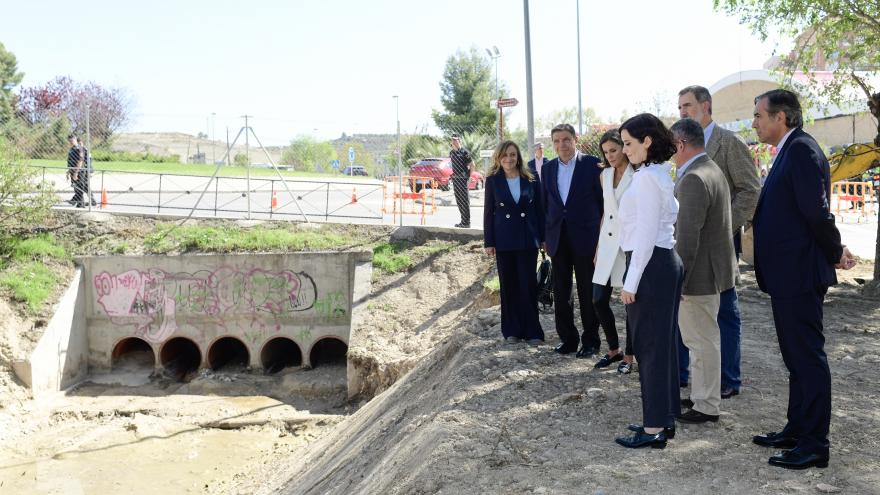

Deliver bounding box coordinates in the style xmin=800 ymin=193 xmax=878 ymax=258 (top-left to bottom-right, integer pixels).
xmin=410 ymin=157 xmax=484 ymax=192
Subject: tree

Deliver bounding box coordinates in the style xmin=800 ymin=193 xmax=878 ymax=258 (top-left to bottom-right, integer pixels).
xmin=0 ymin=42 xmax=24 ymax=125
xmin=432 ymin=47 xmax=503 ymax=133
xmin=281 ymin=136 xmax=337 ymax=172
xmin=0 ymin=137 xmax=55 ymax=230
xmin=716 ymin=0 xmax=880 ymax=292
xmin=16 ymin=76 xmax=132 ymax=147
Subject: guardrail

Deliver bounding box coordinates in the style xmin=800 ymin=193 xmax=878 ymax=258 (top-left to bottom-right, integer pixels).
xmin=32 ymin=165 xmax=385 ymax=221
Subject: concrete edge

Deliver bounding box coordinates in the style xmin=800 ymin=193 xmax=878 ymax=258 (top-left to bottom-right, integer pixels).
xmin=16 ymin=267 xmax=88 ymax=398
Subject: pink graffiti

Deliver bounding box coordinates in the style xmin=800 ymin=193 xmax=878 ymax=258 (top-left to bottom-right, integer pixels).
xmin=93 ymin=267 xmax=318 ymax=341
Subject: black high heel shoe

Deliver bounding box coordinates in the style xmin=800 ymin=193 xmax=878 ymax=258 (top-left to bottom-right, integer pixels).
xmin=615 ymin=430 xmax=667 ymax=449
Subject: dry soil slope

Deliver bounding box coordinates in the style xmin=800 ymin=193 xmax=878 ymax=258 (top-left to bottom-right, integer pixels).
xmin=258 ymin=265 xmax=879 ymax=495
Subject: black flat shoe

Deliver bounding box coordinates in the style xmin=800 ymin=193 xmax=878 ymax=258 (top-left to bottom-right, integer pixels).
xmin=615 ymin=430 xmax=667 ymax=449
xmin=768 ymin=448 xmax=828 ymax=470
xmin=753 ymin=431 xmax=798 ymax=449
xmin=676 ymin=409 xmax=719 ymax=424
xmin=576 ymin=346 xmax=598 ymax=359
xmin=628 ymin=423 xmax=675 ymax=439
xmin=681 ymin=398 xmax=694 ymax=409
xmin=721 ymin=386 xmax=740 ymax=399
xmin=554 ymin=343 xmax=578 ymax=355
xmin=594 ymin=352 xmax=623 ymax=369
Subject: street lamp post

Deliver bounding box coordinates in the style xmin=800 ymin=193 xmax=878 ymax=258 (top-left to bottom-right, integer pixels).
xmin=211 ymin=112 xmax=216 ymax=165
xmin=486 ymin=46 xmax=501 ymax=144
xmin=576 ymin=0 xmax=583 ymax=136
xmin=393 ymin=95 xmax=402 ymax=227
xmin=524 ymin=0 xmax=535 ymax=160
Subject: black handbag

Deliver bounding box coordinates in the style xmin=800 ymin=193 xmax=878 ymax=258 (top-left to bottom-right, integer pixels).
xmin=536 ymin=250 xmax=554 ymax=313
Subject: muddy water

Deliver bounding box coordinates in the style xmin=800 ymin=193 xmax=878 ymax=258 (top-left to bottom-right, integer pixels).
xmin=0 ymin=367 xmax=348 ymax=495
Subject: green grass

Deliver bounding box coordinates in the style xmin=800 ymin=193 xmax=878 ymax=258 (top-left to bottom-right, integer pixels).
xmin=28 ymin=159 xmax=377 ymax=180
xmin=0 ymin=262 xmax=57 ymax=313
xmin=143 ymin=224 xmax=355 ymax=254
xmin=372 ymin=242 xmax=413 ymax=274
xmin=0 ymin=233 xmax=68 ymax=261
xmin=483 ymin=276 xmax=500 ymax=293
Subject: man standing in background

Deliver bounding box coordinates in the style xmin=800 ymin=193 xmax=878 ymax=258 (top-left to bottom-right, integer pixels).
xmin=528 ymin=142 xmax=548 ymax=180
xmin=450 ymin=135 xmax=475 ymax=228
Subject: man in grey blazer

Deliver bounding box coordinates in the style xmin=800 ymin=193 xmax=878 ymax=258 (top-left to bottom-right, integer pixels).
xmin=678 ymin=85 xmax=760 ymax=399
xmin=671 ymin=118 xmax=737 ymax=423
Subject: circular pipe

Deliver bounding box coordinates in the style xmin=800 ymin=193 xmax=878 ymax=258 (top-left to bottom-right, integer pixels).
xmin=207 ymin=337 xmax=250 ymax=371
xmin=111 ymin=337 xmax=155 ymax=370
xmin=260 ymin=337 xmax=302 ymax=374
xmin=159 ymin=337 xmax=202 ymax=381
xmin=309 ymin=338 xmax=348 ymax=368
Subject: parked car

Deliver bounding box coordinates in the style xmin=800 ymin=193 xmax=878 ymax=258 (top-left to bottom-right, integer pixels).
xmin=341 ymin=165 xmax=368 ymax=176
xmin=409 ymin=157 xmax=485 ymax=192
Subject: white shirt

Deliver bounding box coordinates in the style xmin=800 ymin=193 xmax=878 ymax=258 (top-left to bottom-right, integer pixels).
xmin=557 ymin=151 xmax=578 ymax=205
xmin=677 ymin=152 xmax=707 ymax=177
xmin=772 ymin=128 xmax=796 ymax=166
xmin=703 ymin=121 xmax=716 ymax=146
xmin=618 ymin=162 xmax=679 ymax=293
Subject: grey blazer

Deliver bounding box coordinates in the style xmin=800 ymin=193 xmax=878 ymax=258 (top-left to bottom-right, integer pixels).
xmin=674 ymin=155 xmax=737 ymax=296
xmin=706 ymin=124 xmax=760 ymax=231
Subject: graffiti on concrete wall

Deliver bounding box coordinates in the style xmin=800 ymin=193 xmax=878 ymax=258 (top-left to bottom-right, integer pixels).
xmin=93 ymin=267 xmax=336 ymax=342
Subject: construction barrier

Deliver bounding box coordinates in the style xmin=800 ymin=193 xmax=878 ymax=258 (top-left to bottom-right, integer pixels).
xmin=382 ymin=176 xmax=438 ymax=225
xmin=832 ymin=181 xmax=877 ymax=222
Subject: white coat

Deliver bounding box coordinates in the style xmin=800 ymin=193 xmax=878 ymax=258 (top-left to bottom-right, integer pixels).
xmin=592 ymin=164 xmax=635 ymax=287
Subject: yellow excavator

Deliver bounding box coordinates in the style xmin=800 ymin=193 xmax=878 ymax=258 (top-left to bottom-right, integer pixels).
xmin=829 ymin=142 xmax=880 ymax=183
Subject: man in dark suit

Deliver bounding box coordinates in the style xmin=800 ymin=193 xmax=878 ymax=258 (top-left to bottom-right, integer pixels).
xmin=751 ymin=89 xmax=855 ymax=470
xmin=541 ymin=123 xmax=603 ymax=357
xmin=527 ymin=142 xmax=548 ymax=180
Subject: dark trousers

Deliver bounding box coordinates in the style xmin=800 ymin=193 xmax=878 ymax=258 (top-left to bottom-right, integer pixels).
xmin=679 ymin=232 xmax=743 ymax=388
xmin=452 ymin=178 xmax=470 ymax=225
xmin=551 ymin=224 xmax=599 ymax=349
xmin=771 ymin=289 xmax=831 ymax=454
xmin=591 ymin=282 xmax=625 ymax=352
xmin=496 ymin=249 xmax=544 ymax=340
xmin=71 ymin=171 xmax=95 ymax=207
xmin=625 ymin=247 xmax=683 ymax=428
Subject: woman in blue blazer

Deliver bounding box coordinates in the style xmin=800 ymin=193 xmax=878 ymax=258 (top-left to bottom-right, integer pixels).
xmin=483 ymin=140 xmax=545 ymax=344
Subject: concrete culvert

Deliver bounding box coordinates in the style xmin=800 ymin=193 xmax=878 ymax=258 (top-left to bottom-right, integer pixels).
xmin=111 ymin=337 xmax=155 ymax=371
xmin=309 ymin=338 xmax=348 ymax=368
xmin=160 ymin=337 xmax=202 ymax=381
xmin=208 ymin=337 xmax=250 ymax=371
xmin=261 ymin=337 xmax=302 ymax=374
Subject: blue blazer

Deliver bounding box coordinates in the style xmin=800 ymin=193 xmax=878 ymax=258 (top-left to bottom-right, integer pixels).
xmin=527 ymin=157 xmax=548 ymax=177
xmin=483 ymin=174 xmax=545 ymax=251
xmin=541 ymin=153 xmax=604 ymax=257
xmin=752 ymin=127 xmax=843 ymax=297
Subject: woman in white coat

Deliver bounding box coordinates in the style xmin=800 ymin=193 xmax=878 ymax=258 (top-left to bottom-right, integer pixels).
xmin=591 ymin=130 xmax=637 ymax=372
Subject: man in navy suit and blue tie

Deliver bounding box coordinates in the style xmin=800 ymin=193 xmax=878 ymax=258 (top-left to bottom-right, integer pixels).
xmin=541 ymin=123 xmax=604 ymax=357
xmin=751 ymin=89 xmax=855 ymax=470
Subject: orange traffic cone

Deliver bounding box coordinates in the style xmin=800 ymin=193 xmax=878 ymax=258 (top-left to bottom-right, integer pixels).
xmin=100 ymin=188 xmax=108 ymax=209
xmin=271 ymin=191 xmax=278 ymax=209
xmin=351 ymin=187 xmax=357 ymax=203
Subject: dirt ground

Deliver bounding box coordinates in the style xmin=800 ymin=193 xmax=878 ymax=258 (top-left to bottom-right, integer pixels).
xmin=1 ymin=214 xmax=878 ymax=494
xmin=244 ymin=260 xmax=879 ymax=495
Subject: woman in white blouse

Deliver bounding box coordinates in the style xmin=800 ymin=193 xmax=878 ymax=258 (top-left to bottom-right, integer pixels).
xmin=613 ymin=113 xmax=684 ymax=450
xmin=591 ymin=130 xmax=636 ymax=372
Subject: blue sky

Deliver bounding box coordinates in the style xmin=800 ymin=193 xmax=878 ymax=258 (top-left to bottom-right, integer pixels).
xmin=4 ymin=0 xmax=784 ymax=145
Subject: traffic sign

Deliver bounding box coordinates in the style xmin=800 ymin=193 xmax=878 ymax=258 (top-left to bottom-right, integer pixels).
xmin=348 ymin=147 xmax=356 ymax=164
xmin=331 ymin=159 xmax=340 ymax=170
xmin=479 ymin=149 xmax=494 ymax=158
xmin=496 ymin=98 xmax=519 ymax=108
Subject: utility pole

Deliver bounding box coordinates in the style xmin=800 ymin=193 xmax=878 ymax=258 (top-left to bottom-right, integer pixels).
xmin=211 ymin=112 xmax=216 ymax=165
xmin=243 ymin=115 xmax=252 ymax=220
xmin=394 ymin=96 xmax=403 ymax=227
xmin=524 ymin=0 xmax=535 ymax=160
xmin=576 ymin=0 xmax=584 ymax=136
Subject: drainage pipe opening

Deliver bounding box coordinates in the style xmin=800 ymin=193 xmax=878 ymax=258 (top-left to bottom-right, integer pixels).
xmin=207 ymin=337 xmax=250 ymax=371
xmin=159 ymin=337 xmax=202 ymax=381
xmin=260 ymin=337 xmax=302 ymax=374
xmin=111 ymin=337 xmax=155 ymax=371
xmin=309 ymin=338 xmax=348 ymax=368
